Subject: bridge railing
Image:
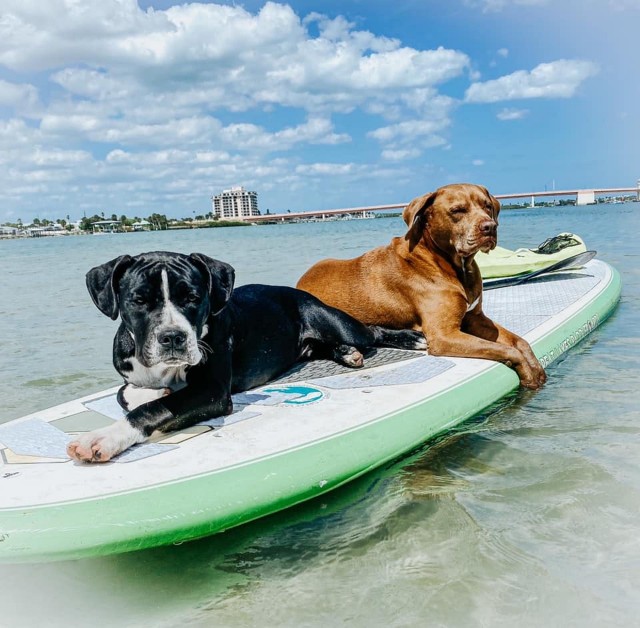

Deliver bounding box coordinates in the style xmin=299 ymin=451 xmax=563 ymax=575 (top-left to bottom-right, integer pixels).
xmin=234 ymin=186 xmax=640 ymax=223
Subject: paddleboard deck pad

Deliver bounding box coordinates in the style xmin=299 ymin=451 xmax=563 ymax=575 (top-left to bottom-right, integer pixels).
xmin=0 ymin=260 xmax=621 ymax=562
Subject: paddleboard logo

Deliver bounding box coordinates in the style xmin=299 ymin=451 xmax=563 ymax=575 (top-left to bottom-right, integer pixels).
xmin=260 ymin=385 xmax=326 ymax=406
xmin=539 ymin=314 xmax=599 ymax=368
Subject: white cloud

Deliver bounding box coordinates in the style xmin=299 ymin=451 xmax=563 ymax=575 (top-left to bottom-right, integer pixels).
xmin=465 ymin=60 xmax=599 ymax=103
xmin=219 ymin=117 xmax=351 ymax=150
xmin=1 ymin=1 xmax=469 ymax=115
xmin=0 ymin=79 xmax=38 ymax=110
xmin=368 ymin=119 xmax=450 ymax=156
xmin=497 ymin=107 xmax=530 ymax=120
xmin=369 ymin=119 xmax=447 ymax=143
xmin=472 ymin=159 xmax=485 ymax=166
xmin=295 ymin=163 xmax=355 ymax=176
xmin=0 ymin=1 xmax=475 ymax=220
xmin=381 ymin=148 xmax=422 ymax=162
xmin=497 ymin=48 xmax=509 ymax=58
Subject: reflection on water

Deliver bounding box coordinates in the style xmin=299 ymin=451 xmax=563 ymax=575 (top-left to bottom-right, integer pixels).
xmin=1 ymin=204 xmax=639 ymax=627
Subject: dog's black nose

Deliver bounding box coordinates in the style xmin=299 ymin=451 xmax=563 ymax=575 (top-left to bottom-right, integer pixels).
xmin=158 ymin=329 xmax=187 ymax=350
xmin=479 ymin=220 xmax=497 ymax=237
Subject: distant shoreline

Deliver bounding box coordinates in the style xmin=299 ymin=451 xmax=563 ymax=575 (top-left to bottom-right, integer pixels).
xmin=0 ymin=219 xmax=252 ymax=240
xmin=2 ymin=199 xmax=637 ymax=241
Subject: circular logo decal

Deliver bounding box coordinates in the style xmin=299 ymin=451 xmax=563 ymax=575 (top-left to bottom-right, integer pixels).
xmin=261 ymin=384 xmax=325 ymax=406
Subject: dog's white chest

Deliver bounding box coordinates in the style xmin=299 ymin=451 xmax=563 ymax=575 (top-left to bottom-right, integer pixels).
xmin=123 ymin=356 xmax=188 ymax=390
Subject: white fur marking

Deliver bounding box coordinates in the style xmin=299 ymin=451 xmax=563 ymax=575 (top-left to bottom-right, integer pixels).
xmin=123 ymin=356 xmax=188 ymax=389
xmin=70 ymin=420 xmax=145 ymax=461
xmin=121 ymin=384 xmax=170 ymax=410
xmin=154 ymin=269 xmax=202 ymax=365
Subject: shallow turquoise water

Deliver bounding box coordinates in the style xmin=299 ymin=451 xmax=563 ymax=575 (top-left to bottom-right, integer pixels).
xmin=1 ymin=203 xmax=639 ymax=627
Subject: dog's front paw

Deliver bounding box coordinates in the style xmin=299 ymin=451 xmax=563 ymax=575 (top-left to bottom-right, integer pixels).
xmin=67 ymin=421 xmax=145 ymax=463
xmin=517 ymin=363 xmax=546 ymax=390
xmin=519 ymin=351 xmax=547 ymax=389
xmin=531 ymin=361 xmax=547 ymax=388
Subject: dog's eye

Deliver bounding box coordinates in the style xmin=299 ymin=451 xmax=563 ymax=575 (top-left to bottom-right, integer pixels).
xmin=451 ymin=207 xmax=466 ymax=214
xmin=186 ymin=293 xmax=200 ymax=303
xmin=132 ymin=296 xmax=146 ymax=306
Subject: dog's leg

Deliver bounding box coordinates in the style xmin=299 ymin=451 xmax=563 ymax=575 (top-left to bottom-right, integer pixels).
xmin=423 ymin=311 xmax=544 ymax=389
xmin=301 ymin=298 xmax=426 ymax=363
xmin=66 ymin=387 xmax=232 ymax=463
xmin=67 ymin=359 xmax=233 ymax=463
xmin=67 ymin=385 xmax=174 ymax=462
xmin=368 ymin=326 xmax=427 ymax=351
xmin=463 ymin=311 xmax=546 ymax=388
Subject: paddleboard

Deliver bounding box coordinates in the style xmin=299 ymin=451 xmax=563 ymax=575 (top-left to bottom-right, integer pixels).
xmin=477 ymin=232 xmax=586 ymax=278
xmin=0 ymin=259 xmax=621 ymax=563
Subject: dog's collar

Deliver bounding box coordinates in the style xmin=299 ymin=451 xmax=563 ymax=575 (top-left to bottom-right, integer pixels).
xmin=460 ymin=256 xmax=480 ymax=313
xmin=466 ymin=295 xmax=480 ymax=312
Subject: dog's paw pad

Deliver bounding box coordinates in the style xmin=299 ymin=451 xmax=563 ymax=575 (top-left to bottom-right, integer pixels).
xmin=345 ymin=350 xmax=364 ymax=368
xmin=335 ymin=345 xmax=364 ymax=368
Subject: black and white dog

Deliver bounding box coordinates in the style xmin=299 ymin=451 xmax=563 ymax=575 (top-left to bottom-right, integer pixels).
xmin=67 ymin=251 xmax=426 ymax=463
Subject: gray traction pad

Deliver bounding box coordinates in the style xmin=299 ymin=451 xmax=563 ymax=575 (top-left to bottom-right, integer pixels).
xmin=0 ymin=418 xmax=71 ymax=459
xmin=484 ymin=271 xmax=599 ymax=335
xmin=272 ymin=347 xmax=425 ymax=384
xmin=310 ymin=355 xmax=454 ymax=389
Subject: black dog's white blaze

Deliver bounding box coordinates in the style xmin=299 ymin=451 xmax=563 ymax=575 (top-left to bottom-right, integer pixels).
xmin=142 ymin=268 xmax=203 ymax=368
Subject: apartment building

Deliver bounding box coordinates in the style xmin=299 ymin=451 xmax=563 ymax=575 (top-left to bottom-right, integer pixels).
xmin=212 ymin=186 xmax=259 ymax=220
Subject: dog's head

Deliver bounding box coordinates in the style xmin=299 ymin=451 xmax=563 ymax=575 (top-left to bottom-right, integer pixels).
xmin=403 ymin=183 xmax=500 ymax=259
xmin=86 ymin=251 xmax=235 ymax=368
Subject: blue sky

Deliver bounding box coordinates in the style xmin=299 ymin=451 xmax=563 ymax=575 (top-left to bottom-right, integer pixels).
xmin=0 ymin=0 xmax=638 ymax=222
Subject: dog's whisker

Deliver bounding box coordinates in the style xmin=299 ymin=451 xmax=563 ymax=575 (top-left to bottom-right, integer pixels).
xmin=197 ymin=340 xmax=213 ymax=363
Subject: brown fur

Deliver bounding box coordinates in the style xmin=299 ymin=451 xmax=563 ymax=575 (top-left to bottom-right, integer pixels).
xmin=297 ymin=183 xmax=546 ymax=389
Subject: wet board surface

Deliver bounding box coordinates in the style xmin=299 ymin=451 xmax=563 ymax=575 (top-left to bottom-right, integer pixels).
xmin=0 ymin=260 xmax=622 ymax=563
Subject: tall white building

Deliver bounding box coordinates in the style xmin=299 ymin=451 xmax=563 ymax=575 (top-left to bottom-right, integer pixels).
xmin=212 ymin=186 xmax=259 ymax=220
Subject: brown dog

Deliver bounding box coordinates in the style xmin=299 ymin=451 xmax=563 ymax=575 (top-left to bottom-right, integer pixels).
xmin=297 ymin=183 xmax=546 ymax=389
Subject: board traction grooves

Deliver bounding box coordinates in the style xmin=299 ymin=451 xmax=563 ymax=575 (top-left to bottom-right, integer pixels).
xmin=0 ymin=260 xmax=622 ymax=563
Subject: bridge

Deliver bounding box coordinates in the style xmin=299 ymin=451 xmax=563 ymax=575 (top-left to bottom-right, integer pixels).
xmin=240 ymin=184 xmax=640 ymax=223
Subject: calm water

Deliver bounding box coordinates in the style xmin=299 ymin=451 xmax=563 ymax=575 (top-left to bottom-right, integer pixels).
xmin=1 ymin=204 xmax=639 ymax=627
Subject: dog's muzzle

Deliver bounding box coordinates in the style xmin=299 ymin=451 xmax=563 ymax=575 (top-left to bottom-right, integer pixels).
xmin=148 ymin=326 xmax=202 ymax=366
xmin=157 ymin=328 xmax=187 ymax=352
xmin=478 ymin=219 xmax=497 ymax=252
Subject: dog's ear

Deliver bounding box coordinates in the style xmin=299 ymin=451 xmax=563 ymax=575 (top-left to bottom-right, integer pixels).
xmin=189 ymin=253 xmax=236 ymax=314
xmin=86 ymin=255 xmax=133 ymax=320
xmin=404 ymin=192 xmax=437 ymax=252
xmin=478 ymin=185 xmax=501 ymax=220
xmin=490 ymin=192 xmax=501 ymax=220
